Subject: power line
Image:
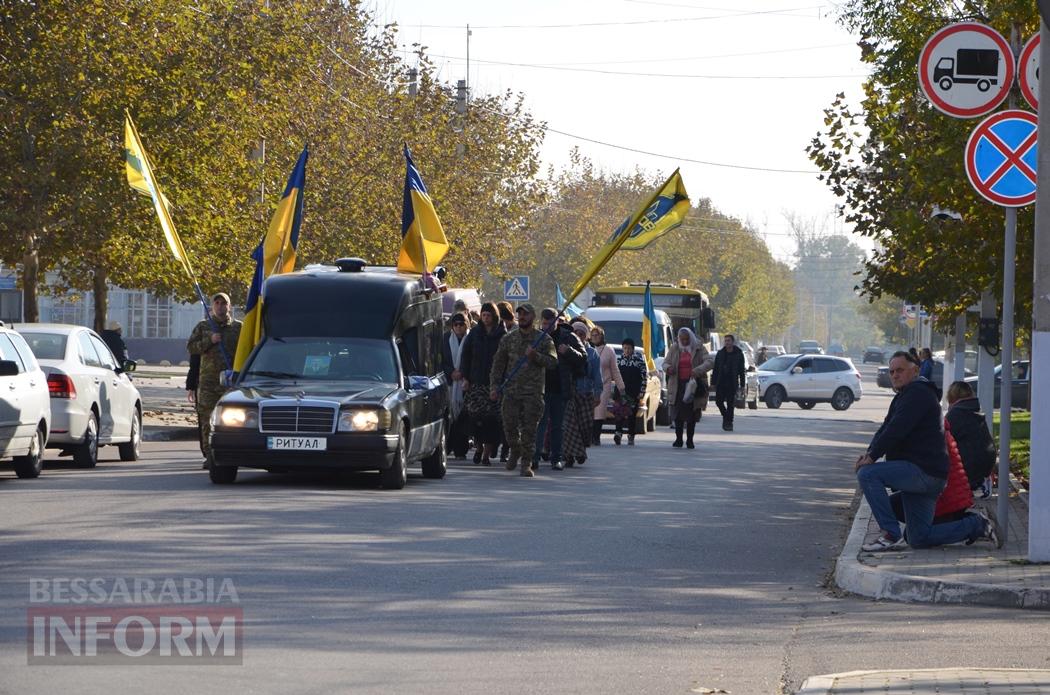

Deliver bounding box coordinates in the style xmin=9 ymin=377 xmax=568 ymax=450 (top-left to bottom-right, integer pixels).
xmin=427 ymin=53 xmax=865 ymax=79
xmin=491 ymin=42 xmax=853 ymax=66
xmin=402 ymin=5 xmax=830 ymax=29
xmin=622 ymin=0 xmax=834 ymax=18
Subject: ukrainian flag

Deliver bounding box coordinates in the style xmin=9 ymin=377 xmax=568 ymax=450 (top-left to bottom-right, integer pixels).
xmin=615 ymin=170 xmax=690 ymax=251
xmin=642 ymin=281 xmax=665 ymax=372
xmin=566 ymin=169 xmax=689 ymax=305
xmin=124 ymin=112 xmax=193 ymax=281
xmin=555 ymin=283 xmax=584 ymax=318
xmin=233 ymin=147 xmax=308 ymax=372
xmin=397 ymin=145 xmax=449 ymax=274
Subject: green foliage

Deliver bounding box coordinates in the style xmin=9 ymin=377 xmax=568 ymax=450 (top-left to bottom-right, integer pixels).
xmin=807 ymin=0 xmax=1036 ymax=327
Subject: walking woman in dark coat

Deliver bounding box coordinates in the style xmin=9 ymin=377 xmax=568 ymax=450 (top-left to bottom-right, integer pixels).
xmin=460 ymin=302 xmax=507 ymax=465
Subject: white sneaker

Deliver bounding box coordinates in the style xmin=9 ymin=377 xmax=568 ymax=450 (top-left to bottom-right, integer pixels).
xmin=862 ymin=533 xmax=906 ymax=552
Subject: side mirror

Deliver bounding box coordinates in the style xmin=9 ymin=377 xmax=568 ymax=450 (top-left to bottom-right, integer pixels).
xmin=747 ymin=366 xmax=756 ymax=373
xmin=791 ymin=366 xmax=803 ymax=374
xmin=0 ymin=360 xmax=19 ymax=377
xmin=122 ymin=360 xmax=137 ymax=373
xmin=408 ymin=375 xmax=430 ymax=391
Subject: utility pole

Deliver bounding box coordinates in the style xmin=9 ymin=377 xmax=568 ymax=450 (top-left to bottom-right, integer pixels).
xmin=465 ymin=24 xmax=472 ymax=102
xmin=1029 ymin=2 xmax=1050 ymax=560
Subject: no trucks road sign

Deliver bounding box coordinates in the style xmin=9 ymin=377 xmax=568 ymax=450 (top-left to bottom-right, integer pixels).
xmin=965 ymin=110 xmax=1039 ymax=208
xmin=918 ymin=22 xmax=1014 ymax=118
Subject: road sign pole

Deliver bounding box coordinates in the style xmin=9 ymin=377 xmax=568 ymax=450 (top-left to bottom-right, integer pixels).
xmin=1030 ymin=16 xmax=1050 ymax=561
xmin=998 ymin=206 xmax=1016 ymax=537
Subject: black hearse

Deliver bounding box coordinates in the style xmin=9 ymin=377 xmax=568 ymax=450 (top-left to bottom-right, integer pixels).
xmin=208 ymin=258 xmax=449 ymax=488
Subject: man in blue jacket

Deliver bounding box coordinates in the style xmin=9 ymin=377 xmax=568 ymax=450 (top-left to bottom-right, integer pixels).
xmin=855 ymin=351 xmax=1002 ymax=551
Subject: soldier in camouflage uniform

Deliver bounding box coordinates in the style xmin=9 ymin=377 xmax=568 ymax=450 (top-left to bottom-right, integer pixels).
xmin=186 ymin=293 xmax=242 ymax=466
xmin=489 ymin=303 xmax=557 ymax=477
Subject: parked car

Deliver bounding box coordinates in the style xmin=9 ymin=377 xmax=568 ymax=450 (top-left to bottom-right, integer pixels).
xmin=740 ymin=350 xmax=759 ymax=410
xmin=798 ymin=340 xmax=824 ymax=355
xmin=757 ymin=354 xmax=862 ymax=410
xmin=765 ymin=345 xmax=786 ymax=356
xmin=827 ymin=343 xmax=846 ymax=357
xmin=863 ymin=346 xmax=886 ymax=364
xmin=964 ymin=360 xmax=1031 ymax=410
xmin=877 ymin=358 xmax=975 ymax=391
xmin=18 ymin=324 xmax=141 ymax=467
xmin=0 ymin=324 xmax=50 ymax=478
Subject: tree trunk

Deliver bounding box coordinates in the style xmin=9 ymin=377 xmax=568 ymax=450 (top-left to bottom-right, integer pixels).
xmin=92 ymin=267 xmax=108 ymax=333
xmin=22 ymin=230 xmax=39 ymax=323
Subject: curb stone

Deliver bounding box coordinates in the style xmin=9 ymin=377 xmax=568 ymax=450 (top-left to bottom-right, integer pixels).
xmin=834 ymin=497 xmax=1050 ymax=609
xmin=797 ymin=668 xmax=1050 ymax=694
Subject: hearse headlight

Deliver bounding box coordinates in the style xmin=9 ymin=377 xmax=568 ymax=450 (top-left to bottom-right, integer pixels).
xmin=217 ymin=405 xmax=258 ymax=429
xmin=338 ymin=409 xmax=390 ymax=432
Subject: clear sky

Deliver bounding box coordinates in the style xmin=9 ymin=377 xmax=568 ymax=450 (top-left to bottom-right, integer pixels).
xmin=374 ymin=0 xmax=870 ymax=264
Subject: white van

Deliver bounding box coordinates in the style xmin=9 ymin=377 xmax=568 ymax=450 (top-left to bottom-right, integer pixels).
xmin=581 ymin=306 xmax=674 ymax=428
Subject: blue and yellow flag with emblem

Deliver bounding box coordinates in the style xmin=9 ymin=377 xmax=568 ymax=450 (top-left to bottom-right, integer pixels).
xmin=614 ymin=170 xmax=690 ymax=251
xmin=397 ymin=145 xmax=449 ymax=275
xmin=642 ymin=281 xmax=665 ymax=372
xmin=564 ymin=169 xmax=689 ymax=309
xmin=233 ymin=147 xmax=308 ymax=372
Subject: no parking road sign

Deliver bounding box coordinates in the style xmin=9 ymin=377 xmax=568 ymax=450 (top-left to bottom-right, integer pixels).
xmin=965 ymin=110 xmax=1038 ymax=208
xmin=1019 ymin=32 xmax=1041 ymax=110
xmin=918 ymin=22 xmax=1014 ymax=118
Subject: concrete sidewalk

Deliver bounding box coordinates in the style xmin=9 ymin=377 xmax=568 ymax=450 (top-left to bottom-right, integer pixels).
xmin=798 ymin=668 xmax=1050 ymax=694
xmin=834 ymin=485 xmax=1050 ymax=609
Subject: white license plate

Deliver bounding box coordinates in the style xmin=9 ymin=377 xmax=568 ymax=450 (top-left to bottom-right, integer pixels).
xmin=267 ymin=436 xmax=327 ymax=451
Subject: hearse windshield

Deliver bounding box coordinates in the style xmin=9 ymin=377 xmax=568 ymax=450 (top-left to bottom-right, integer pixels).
xmin=242 ymin=337 xmax=398 ymax=384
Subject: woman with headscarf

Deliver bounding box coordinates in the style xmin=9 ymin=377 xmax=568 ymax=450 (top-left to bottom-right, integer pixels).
xmin=590 ymin=325 xmax=624 ymax=446
xmin=460 ymin=303 xmax=507 ymax=465
xmin=562 ymin=321 xmax=602 ymax=465
xmin=441 ymin=312 xmax=471 ymax=458
xmin=663 ymin=327 xmax=714 ymax=449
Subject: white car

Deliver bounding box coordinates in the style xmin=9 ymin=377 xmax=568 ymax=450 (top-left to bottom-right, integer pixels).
xmin=757 ymin=353 xmax=863 ymax=411
xmin=18 ymin=324 xmax=141 ymax=466
xmin=0 ymin=324 xmax=51 ymax=478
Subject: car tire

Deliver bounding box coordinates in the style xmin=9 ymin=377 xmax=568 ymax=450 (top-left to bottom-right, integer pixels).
xmin=798 ymin=401 xmax=816 ymax=410
xmin=831 ymin=387 xmax=854 ymax=411
xmin=74 ymin=411 xmax=99 ymax=468
xmin=118 ymin=409 xmax=141 ymax=462
xmin=421 ymin=424 xmax=447 ymax=479
xmin=209 ymin=460 xmax=238 ymax=484
xmin=13 ymin=425 xmax=46 ymax=479
xmin=380 ymin=426 xmax=408 ymax=490
xmin=765 ymin=385 xmax=785 ymax=409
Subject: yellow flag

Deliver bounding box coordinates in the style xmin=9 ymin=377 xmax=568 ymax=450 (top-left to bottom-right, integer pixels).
xmin=565 ymin=169 xmax=688 ymax=308
xmin=397 ymin=146 xmax=449 ymax=274
xmin=124 ymin=112 xmax=194 ymax=281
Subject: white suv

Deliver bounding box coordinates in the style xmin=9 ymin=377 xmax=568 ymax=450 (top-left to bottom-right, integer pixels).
xmin=0 ymin=324 xmax=51 ymax=478
xmin=757 ymin=354 xmax=862 ymax=411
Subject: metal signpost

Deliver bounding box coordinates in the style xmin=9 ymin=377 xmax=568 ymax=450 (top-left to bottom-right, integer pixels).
xmin=919 ymin=22 xmax=1024 ymax=539
xmin=1032 ymin=3 xmax=1050 ymax=561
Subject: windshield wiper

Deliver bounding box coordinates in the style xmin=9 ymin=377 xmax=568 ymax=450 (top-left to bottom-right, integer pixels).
xmin=243 ymin=370 xmax=301 ymax=379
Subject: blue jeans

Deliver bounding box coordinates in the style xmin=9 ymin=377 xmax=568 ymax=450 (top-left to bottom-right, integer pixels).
xmin=857 ymin=459 xmax=984 ymax=548
xmin=535 ymin=392 xmax=567 ymax=464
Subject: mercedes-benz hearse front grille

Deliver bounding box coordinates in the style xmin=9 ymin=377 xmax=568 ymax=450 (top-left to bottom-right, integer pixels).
xmin=259 ymin=403 xmax=336 ymax=434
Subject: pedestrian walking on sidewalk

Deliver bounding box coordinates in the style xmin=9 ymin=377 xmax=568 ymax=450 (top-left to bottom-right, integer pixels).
xmin=664 ymin=327 xmax=713 ymax=449
xmin=855 ymin=351 xmax=1002 ymax=552
xmin=712 ymin=334 xmax=746 ymax=432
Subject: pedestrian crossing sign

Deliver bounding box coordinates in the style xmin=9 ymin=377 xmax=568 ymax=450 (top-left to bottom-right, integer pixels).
xmin=504 ymin=276 xmax=529 ymax=301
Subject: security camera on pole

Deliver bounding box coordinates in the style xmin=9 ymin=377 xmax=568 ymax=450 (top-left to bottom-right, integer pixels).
xmin=918 ymin=21 xmax=1029 ymax=541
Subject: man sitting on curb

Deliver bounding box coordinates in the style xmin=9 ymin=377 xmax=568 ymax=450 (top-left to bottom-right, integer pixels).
xmin=855 ymin=350 xmax=1002 ymax=552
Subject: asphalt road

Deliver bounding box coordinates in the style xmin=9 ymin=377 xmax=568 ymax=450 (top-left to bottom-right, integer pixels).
xmin=2 ymin=367 xmax=1048 ymax=694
